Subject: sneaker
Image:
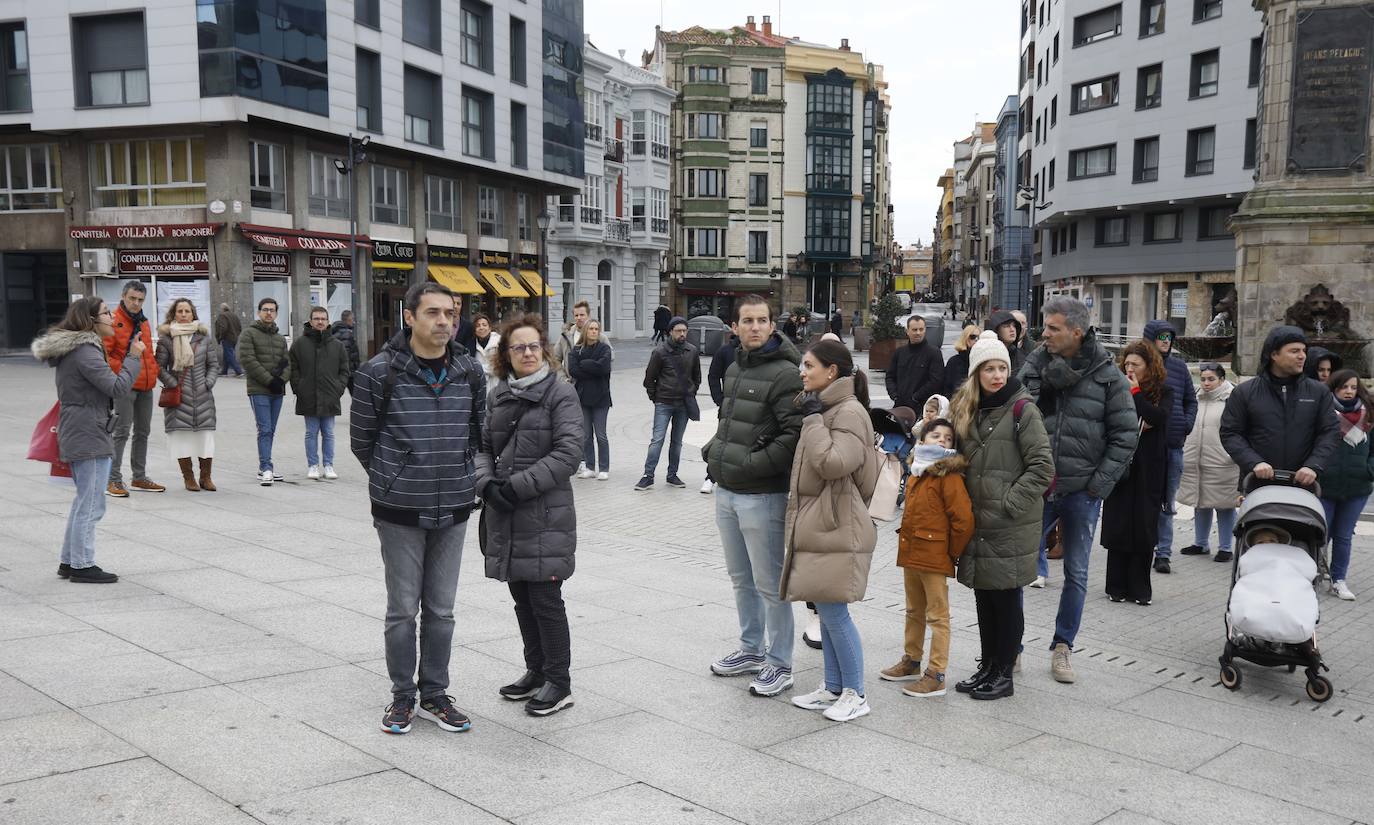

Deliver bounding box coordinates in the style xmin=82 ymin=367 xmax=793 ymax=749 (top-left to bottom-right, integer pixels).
xmin=272 ymin=471 xmax=284 ymax=482
xmin=1135 ymin=598 xmax=1153 ymax=606
xmin=879 ymin=654 xmax=923 ymax=682
xmin=130 ymin=478 xmax=166 ymax=492
xmin=1051 ymin=642 xmax=1076 ymax=684
xmin=1332 ymin=580 xmax=1356 ymax=601
xmin=666 ymin=475 xmax=686 ymax=488
xmin=498 ymin=670 xmax=545 ymax=701
xmin=1180 ymin=544 xmax=1209 ymax=556
xmin=307 ymin=465 xmax=321 ymax=480
xmin=68 ymin=565 xmax=117 ymax=584
xmin=700 ymin=479 xmax=715 ymax=494
xmin=596 ymin=471 xmax=609 ymax=481
xmin=749 ymin=665 xmax=794 ymax=696
xmin=105 ymin=482 xmax=129 ymax=498
xmin=380 ymin=696 xmax=415 ymax=734
xmin=577 ymin=468 xmax=596 ymax=479
xmin=259 ymin=470 xmax=274 ymax=487
xmin=1214 ymin=550 xmax=1233 ymax=563
xmin=525 ymin=683 xmax=574 ymax=717
xmin=802 ymin=615 xmax=823 ymax=650
xmin=710 ymin=649 xmax=765 ymax=676
xmin=418 ymin=694 xmax=472 ymax=732
xmin=791 ymin=684 xmax=839 ymax=711
xmin=822 ymin=688 xmax=870 ymax=722
xmin=1108 ymin=594 xmax=1127 ymax=603
xmin=323 ymin=465 xmax=338 ymax=480
xmin=57 ymin=563 xmax=72 ymax=579
xmin=1153 ymin=557 xmax=1171 ymax=574
xmin=901 ymin=671 xmax=946 ymax=698
xmin=633 ymin=476 xmax=654 ymax=491
xmin=1029 ymin=575 xmax=1046 ymax=589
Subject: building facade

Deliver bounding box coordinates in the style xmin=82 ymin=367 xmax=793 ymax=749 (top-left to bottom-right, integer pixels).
xmin=895 ymin=242 xmax=934 ymax=295
xmin=0 ymin=0 xmax=584 ymax=354
xmin=992 ymin=95 xmax=1032 ymax=313
xmin=961 ymin=124 xmax=997 ymax=318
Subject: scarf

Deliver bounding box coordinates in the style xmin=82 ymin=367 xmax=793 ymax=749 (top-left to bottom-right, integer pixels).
xmin=979 ymin=377 xmax=1022 ymax=410
xmin=1335 ymin=397 xmax=1371 ymax=447
xmin=911 ymin=444 xmax=957 ymax=477
xmin=507 ymin=362 xmax=551 ymax=391
xmin=167 ymin=322 xmax=200 ymax=371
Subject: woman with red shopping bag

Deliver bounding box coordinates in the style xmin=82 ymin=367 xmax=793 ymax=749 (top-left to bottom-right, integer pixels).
xmin=30 ymin=297 xmax=144 ymax=583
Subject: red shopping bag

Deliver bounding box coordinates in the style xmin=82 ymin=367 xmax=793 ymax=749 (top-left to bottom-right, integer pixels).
xmin=28 ymin=402 xmax=71 ymax=477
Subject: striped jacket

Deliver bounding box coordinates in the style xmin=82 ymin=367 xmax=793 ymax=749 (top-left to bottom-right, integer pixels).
xmin=349 ymin=331 xmax=486 ymax=528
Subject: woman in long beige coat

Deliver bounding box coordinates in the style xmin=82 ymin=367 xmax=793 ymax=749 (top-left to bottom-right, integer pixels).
xmin=1176 ymin=363 xmax=1239 ymax=561
xmin=780 ymin=340 xmax=878 ymax=723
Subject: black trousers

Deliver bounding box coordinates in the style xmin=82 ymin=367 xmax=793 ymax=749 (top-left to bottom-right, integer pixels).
xmin=973 ymin=588 xmax=1024 ymax=668
xmin=509 ymin=580 xmax=571 ymax=691
xmin=1105 ymin=550 xmax=1153 ymax=603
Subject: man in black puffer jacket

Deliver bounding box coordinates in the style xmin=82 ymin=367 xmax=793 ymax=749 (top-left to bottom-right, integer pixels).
xmin=1141 ymin=319 xmax=1198 ymax=573
xmin=637 ymin=316 xmax=701 ymax=490
xmin=885 ymin=316 xmax=944 ymax=410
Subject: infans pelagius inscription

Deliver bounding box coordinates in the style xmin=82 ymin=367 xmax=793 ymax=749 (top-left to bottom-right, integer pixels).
xmin=1288 ymin=6 xmax=1374 ymax=173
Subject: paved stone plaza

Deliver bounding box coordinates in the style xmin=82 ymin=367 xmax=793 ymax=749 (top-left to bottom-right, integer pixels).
xmin=0 ymin=339 xmax=1371 ymax=825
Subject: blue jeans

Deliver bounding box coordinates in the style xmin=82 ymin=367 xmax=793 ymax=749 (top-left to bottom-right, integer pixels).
xmin=643 ymin=402 xmax=688 ymax=478
xmin=303 ymin=415 xmax=336 ymax=467
xmin=375 ymin=518 xmax=466 ymax=699
xmin=582 ymin=405 xmax=609 ymax=472
xmin=1321 ymin=495 xmax=1368 ymax=583
xmin=249 ymin=394 xmax=284 ymax=472
xmin=1155 ymin=447 xmax=1185 ymax=558
xmin=221 ymin=342 xmax=243 ymax=375
xmin=815 ymin=601 xmax=864 ymax=694
xmin=1039 ymin=491 xmax=1101 ymax=649
xmin=63 ymin=457 xmax=112 ymax=569
xmin=715 ymin=488 xmax=794 ymax=669
xmin=1193 ymin=508 xmax=1238 ymax=553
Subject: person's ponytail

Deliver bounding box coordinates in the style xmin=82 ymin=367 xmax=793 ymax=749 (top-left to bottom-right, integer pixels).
xmin=853 ymin=368 xmax=870 ymax=409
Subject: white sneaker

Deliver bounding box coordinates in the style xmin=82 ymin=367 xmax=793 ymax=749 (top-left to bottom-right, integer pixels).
xmin=578 ymin=468 xmax=596 ymax=479
xmin=791 ymin=684 xmax=839 ymax=711
xmin=323 ymin=465 xmax=338 ymax=480
xmin=272 ymin=471 xmax=284 ymax=482
xmin=1332 ymin=580 xmax=1356 ymax=601
xmin=822 ymin=688 xmax=870 ymax=722
xmin=700 ymin=479 xmax=715 ymax=494
xmin=596 ymin=471 xmax=609 ymax=481
xmin=307 ymin=466 xmax=321 ymax=480
xmin=259 ymin=470 xmax=273 ymax=487
xmin=1030 ymin=576 xmax=1046 ymax=589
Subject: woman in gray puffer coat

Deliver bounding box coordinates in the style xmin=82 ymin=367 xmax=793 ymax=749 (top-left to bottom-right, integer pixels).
xmin=475 ymin=314 xmax=583 ymax=718
xmin=156 ymin=298 xmax=220 ymax=492
xmin=31 ymin=297 xmax=143 ymax=584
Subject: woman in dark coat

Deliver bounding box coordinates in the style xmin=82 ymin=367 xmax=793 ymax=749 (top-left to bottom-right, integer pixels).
xmin=567 ymin=318 xmax=613 ymax=479
xmin=156 ymin=298 xmax=220 ymax=491
xmin=475 ymin=314 xmax=583 ymax=717
xmin=1102 ymin=340 xmax=1172 ymax=606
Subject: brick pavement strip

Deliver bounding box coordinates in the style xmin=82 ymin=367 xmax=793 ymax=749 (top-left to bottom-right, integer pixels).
xmin=1 ymin=352 xmax=1372 ymax=824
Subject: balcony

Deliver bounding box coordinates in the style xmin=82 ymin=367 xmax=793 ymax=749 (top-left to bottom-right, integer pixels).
xmin=651 ymin=142 xmax=669 ymax=160
xmin=585 ymin=123 xmax=603 ymax=143
xmin=580 ymin=206 xmax=602 ymax=225
xmin=806 ymin=173 xmax=852 ymax=194
xmin=604 ymin=138 xmax=625 ymax=163
xmin=605 ymin=218 xmax=630 ymax=243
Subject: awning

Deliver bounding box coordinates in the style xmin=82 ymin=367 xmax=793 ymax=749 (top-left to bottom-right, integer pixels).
xmin=429 ymin=265 xmax=485 ymax=295
xmin=479 ymin=268 xmax=531 ymax=298
xmin=238 ymin=223 xmax=368 ymax=251
xmin=372 ymin=261 xmax=415 ymax=270
xmin=517 ymin=269 xmax=555 ymax=298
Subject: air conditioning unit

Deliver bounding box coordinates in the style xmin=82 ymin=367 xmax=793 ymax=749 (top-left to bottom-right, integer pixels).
xmin=81 ymin=248 xmax=117 ymax=276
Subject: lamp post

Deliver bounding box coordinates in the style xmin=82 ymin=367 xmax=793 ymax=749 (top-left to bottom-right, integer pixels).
xmin=1016 ymin=185 xmax=1051 ymax=322
xmin=334 ymin=134 xmax=369 ymax=351
xmin=536 ymin=208 xmax=552 ymax=321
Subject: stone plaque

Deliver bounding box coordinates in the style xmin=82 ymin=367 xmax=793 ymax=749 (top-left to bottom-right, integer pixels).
xmin=1288 ymin=6 xmax=1374 ymax=173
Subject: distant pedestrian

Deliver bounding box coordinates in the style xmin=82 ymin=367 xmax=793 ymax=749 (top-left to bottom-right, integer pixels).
xmin=1177 ymin=363 xmax=1240 ymax=562
xmin=103 ymin=280 xmax=165 ymax=497
xmin=32 ymin=297 xmax=144 ymax=583
xmin=215 ymin=303 xmax=244 ymax=377
xmin=331 ymin=309 xmax=361 ymax=390
xmin=829 ymin=308 xmax=844 ymax=342
xmin=942 ymin=325 xmax=981 ymax=398
xmin=554 ymin=300 xmax=590 ymax=383
xmin=239 ymin=297 xmax=291 ymax=485
xmin=781 ymin=313 xmax=800 ymax=344
xmin=568 ymin=318 xmax=613 ymax=480
xmin=1011 ymin=310 xmax=1030 ymax=358
xmin=652 ymin=305 xmax=671 ymax=343
xmin=472 ymin=313 xmax=500 ymax=378
xmin=290 ymin=306 xmax=351 ymax=481
xmin=885 ymin=316 xmax=944 ymax=412
xmin=782 ymin=340 xmax=879 ymax=722
xmin=155 ymin=298 xmax=219 ymax=492
xmin=988 ymin=310 xmax=1026 ymax=375
xmin=1305 ymin=347 xmax=1342 ymax=385
xmin=1142 ymin=320 xmax=1197 ymax=574
xmin=1318 ymin=369 xmax=1372 ymax=601
xmin=352 ymin=281 xmax=486 ymax=735
xmin=636 ymin=316 xmax=700 ymax=491
xmin=477 ymin=313 xmax=583 ymax=717
xmin=451 ymin=294 xmax=476 ymax=356
xmin=852 ymin=308 xmax=862 ymax=331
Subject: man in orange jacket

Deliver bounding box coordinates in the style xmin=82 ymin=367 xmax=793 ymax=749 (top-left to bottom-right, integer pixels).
xmin=102 ymin=280 xmax=164 ymax=496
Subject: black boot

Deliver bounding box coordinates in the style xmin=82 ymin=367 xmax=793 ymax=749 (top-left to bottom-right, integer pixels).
xmin=955 ymin=660 xmax=996 ymax=694
xmin=498 ymin=670 xmax=545 ymax=701
xmin=970 ymin=665 xmax=1014 ymax=700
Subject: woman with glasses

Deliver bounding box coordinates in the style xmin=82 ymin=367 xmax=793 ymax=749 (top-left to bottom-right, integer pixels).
xmin=31 ymin=298 xmax=145 ymax=583
xmin=1177 ymin=363 xmax=1239 ymax=562
xmin=476 ymin=314 xmax=584 ymax=717
xmin=942 ymin=325 xmax=982 ymax=398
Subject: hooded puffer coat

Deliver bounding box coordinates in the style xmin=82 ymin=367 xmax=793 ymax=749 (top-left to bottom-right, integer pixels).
xmin=155 ymin=324 xmax=219 ymax=432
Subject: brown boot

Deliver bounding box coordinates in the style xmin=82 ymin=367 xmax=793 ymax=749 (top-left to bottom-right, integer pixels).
xmin=178 ymin=458 xmax=200 ymax=492
xmin=198 ymin=458 xmax=216 ymax=491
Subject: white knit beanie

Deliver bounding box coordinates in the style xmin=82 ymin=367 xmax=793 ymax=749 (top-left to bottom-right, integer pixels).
xmin=966 ymin=330 xmax=1011 ymax=377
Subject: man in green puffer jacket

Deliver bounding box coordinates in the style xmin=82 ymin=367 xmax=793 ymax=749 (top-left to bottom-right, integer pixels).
xmin=238 ymin=297 xmax=292 ymax=485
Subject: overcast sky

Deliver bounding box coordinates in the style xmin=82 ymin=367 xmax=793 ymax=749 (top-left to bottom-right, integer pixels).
xmin=584 ymin=0 xmax=1021 ymax=247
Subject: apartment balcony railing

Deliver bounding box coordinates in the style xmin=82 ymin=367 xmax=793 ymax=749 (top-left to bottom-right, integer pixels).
xmin=605 ymin=219 xmax=631 ymax=243
xmin=580 ymin=206 xmax=602 ymax=224
xmin=604 ymin=138 xmax=625 ymax=163
xmin=585 ymin=123 xmax=603 ymax=142
xmin=651 ymin=142 xmax=669 ymax=160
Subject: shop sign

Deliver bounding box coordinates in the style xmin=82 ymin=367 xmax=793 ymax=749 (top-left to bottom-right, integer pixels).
xmin=479 ymin=250 xmax=512 ymax=267
xmin=117 ymin=248 xmax=210 ymax=275
xmin=1170 ymin=288 xmax=1189 ymax=318
xmin=70 ymin=223 xmax=224 ymax=241
xmin=372 ymin=240 xmax=417 ymax=265
xmin=252 ymin=251 xmax=290 ymax=276
xmin=429 ymin=245 xmax=471 ymax=266
xmin=517 ymin=253 xmax=539 ymax=270
xmin=309 ymin=254 xmax=353 ymax=278
xmin=374 ymin=269 xmax=409 ymax=286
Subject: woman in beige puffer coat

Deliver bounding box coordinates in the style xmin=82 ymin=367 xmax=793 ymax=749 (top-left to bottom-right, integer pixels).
xmin=1176 ymin=364 xmax=1239 ymax=559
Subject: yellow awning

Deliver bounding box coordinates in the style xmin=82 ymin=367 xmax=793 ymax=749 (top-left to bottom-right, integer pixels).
xmin=372 ymin=261 xmax=415 ymax=270
xmin=429 ymin=265 xmax=484 ymax=295
xmin=518 ymin=269 xmax=555 ymax=298
xmin=479 ymin=268 xmax=531 ymax=298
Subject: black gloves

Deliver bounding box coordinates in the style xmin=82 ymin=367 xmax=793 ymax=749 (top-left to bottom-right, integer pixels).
xmin=482 ymin=482 xmax=520 ymax=512
xmin=267 ymin=377 xmax=286 ymax=395
xmin=798 ymin=392 xmax=824 ymax=417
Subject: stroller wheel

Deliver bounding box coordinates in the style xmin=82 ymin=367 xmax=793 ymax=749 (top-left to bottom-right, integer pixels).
xmin=1220 ymin=663 xmax=1242 ymax=691
xmin=1305 ymin=675 xmax=1333 ymax=703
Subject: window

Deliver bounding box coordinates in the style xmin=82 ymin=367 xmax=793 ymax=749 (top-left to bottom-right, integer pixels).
xmin=1073 ymin=4 xmax=1122 ymax=46
xmin=308 ymin=152 xmax=348 ymax=219
xmin=631 ymin=187 xmax=646 ymax=230
xmin=1053 ymin=33 xmax=1060 ymax=63
xmin=462 ymin=86 xmax=494 ymax=159
xmin=1191 ymin=50 xmax=1219 ymax=98
xmin=1140 ymin=0 xmax=1165 ymax=36
xmin=1249 ymin=37 xmax=1262 ymax=87
xmin=805 ymin=198 xmax=851 ymax=257
xmin=425 ymin=175 xmax=460 ymax=231
xmin=807 ymin=80 xmax=853 ymax=131
xmin=806 ymin=134 xmax=852 ymax=191
xmin=630 ymin=110 xmax=646 ymax=155
xmin=355 ymin=0 xmax=380 ymax=28
xmin=72 ymin=12 xmax=148 ymax=107
xmin=511 ymin=102 xmax=528 ymax=167
xmin=1137 ymin=63 xmax=1163 ymax=109
xmin=371 ymin=165 xmax=410 ymax=225
xmin=478 ymin=185 xmax=503 ymax=236
xmin=1244 ymin=118 xmax=1257 ymax=169
xmin=517 ymin=192 xmax=531 ymax=240
xmin=1145 ymin=211 xmax=1181 ymax=242
xmin=1199 ymin=204 xmax=1237 ymax=239
xmin=1051 ymin=96 xmax=1058 ymax=125
xmin=1098 ymin=284 xmax=1130 ymax=337
xmin=460 ymin=1 xmax=493 ymax=70
xmin=1187 ymin=126 xmax=1216 ymax=175
xmin=748 ymin=173 xmax=768 ymax=207
xmin=650 ymin=188 xmax=668 ymax=233
xmin=1071 ymin=75 xmax=1118 ymax=114
xmin=747 ymin=230 xmax=769 ymax=264
xmin=688 ymin=65 xmax=722 ymax=83
xmin=1095 ymin=215 xmax=1130 ymax=246
xmin=356 ymin=49 xmax=382 ymax=132
xmin=686 ymin=228 xmax=722 ymax=257
xmin=197 ymin=2 xmax=329 ymax=116
xmin=91 ymin=138 xmax=205 ymax=207
xmin=510 ymin=17 xmax=527 ymax=84
xmin=1 ymin=22 xmax=31 ymax=112
xmin=1069 ymin=144 xmax=1116 ymax=179
xmin=404 ymin=66 xmax=443 ymax=147
xmin=650 ymin=112 xmax=669 ymax=159
xmin=1133 ymin=136 xmax=1160 ymax=182
xmin=750 ymin=124 xmax=768 ymax=148
xmin=0 ymin=144 xmax=61 ymax=211
xmin=584 ymin=90 xmax=603 ymax=141
xmin=1069 ymin=223 xmax=1078 ymax=249
xmin=1194 ymin=0 xmax=1222 ymax=21
xmin=687 ymin=168 xmax=724 ymax=198
xmin=580 ymin=174 xmax=603 ymax=223
xmin=1049 ymin=158 xmax=1057 ymax=189
xmin=555 ymin=193 xmax=574 ymax=223
xmin=751 ymin=68 xmax=768 ymax=95
xmin=249 ymin=141 xmax=286 ymax=211
xmin=688 ymin=113 xmax=723 ymax=139
xmin=403 ymin=0 xmax=442 ymax=52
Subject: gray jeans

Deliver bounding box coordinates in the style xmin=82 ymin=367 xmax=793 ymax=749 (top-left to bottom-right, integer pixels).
xmin=111 ymin=386 xmax=154 ymax=484
xmin=375 ymin=518 xmax=467 ymax=699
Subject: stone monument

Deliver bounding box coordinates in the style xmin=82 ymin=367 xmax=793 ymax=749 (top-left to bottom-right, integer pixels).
xmin=1232 ymin=0 xmax=1373 ymax=376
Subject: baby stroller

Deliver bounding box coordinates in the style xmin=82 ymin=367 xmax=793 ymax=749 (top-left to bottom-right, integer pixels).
xmin=867 ymin=407 xmax=917 ymax=521
xmin=1218 ymin=471 xmax=1332 ymax=702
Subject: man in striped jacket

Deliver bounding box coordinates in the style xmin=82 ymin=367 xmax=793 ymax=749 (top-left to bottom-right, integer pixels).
xmin=350 ymin=282 xmax=485 ymax=736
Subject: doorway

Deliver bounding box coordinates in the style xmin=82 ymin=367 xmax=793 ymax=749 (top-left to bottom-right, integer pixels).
xmin=1 ymin=252 xmax=67 ymax=349
xmin=597 ymin=260 xmax=614 ymax=334
xmin=371 ymin=270 xmax=408 ymax=352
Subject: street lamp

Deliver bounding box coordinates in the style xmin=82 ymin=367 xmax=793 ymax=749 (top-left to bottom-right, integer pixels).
xmin=334 ymin=134 xmax=369 ymax=351
xmin=1017 ymin=185 xmax=1051 ymax=321
xmin=536 ymin=208 xmax=552 ymax=321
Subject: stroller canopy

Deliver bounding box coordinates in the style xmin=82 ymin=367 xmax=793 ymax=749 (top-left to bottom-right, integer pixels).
xmin=1237 ymin=485 xmax=1328 ymax=550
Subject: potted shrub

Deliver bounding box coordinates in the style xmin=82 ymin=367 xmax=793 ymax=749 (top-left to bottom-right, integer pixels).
xmin=867 ymin=293 xmax=904 ymax=372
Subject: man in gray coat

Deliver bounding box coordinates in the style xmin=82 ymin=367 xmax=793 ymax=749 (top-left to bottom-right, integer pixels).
xmin=1019 ymin=296 xmax=1139 ymax=684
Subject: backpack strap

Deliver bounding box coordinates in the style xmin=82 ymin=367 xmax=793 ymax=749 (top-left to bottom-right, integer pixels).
xmin=1012 ymin=397 xmax=1030 ymax=433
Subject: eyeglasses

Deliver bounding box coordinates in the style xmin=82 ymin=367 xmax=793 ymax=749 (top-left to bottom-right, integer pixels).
xmin=509 ymin=343 xmax=543 ymax=355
